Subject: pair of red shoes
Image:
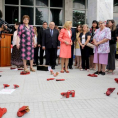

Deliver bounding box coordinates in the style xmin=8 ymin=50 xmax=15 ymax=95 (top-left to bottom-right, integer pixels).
xmin=87 ymin=74 xmax=98 ymax=77
xmin=114 ymin=78 xmax=118 ymax=83
xmin=61 ymin=90 xmax=75 ymax=98
xmin=17 ymin=106 xmax=30 ymax=117
xmin=47 ymin=78 xmax=65 ymax=81
xmin=106 ymin=88 xmax=115 ymax=96
xmin=3 ymin=84 xmax=19 ymax=89
xmin=0 ymin=108 xmax=7 ymax=118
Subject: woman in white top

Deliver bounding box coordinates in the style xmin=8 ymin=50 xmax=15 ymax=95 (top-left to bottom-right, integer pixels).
xmin=78 ymin=24 xmax=91 ymax=71
xmin=33 ymin=26 xmax=38 ymax=65
xmin=11 ymin=22 xmax=23 ymax=69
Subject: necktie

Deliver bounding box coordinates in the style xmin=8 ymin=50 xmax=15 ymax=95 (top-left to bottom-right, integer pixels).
xmin=51 ymin=29 xmax=53 ymax=36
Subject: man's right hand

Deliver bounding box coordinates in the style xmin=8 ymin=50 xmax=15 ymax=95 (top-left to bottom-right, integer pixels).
xmin=38 ymin=44 xmax=41 ymax=47
xmin=42 ymin=47 xmax=45 ymax=50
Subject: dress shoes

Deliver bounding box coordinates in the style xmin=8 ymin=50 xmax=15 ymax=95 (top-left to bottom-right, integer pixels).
xmin=69 ymin=66 xmax=73 ymax=69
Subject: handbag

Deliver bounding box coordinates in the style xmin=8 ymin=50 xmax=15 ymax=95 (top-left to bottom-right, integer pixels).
xmin=86 ymin=43 xmax=95 ymax=49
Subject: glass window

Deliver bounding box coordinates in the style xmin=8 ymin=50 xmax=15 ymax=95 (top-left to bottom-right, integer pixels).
xmin=114 ymin=13 xmax=118 ymax=25
xmin=73 ymin=10 xmax=85 ymax=27
xmin=36 ymin=0 xmax=48 ymax=7
xmin=73 ymin=0 xmax=85 ymax=9
xmin=5 ymin=6 xmax=19 ymax=24
xmin=114 ymin=0 xmax=118 ymax=12
xmin=21 ymin=7 xmax=34 ymax=25
xmin=21 ymin=0 xmax=34 ymax=6
xmin=50 ymin=0 xmax=63 ymax=7
xmin=5 ymin=0 xmax=19 ymax=5
xmin=50 ymin=9 xmax=63 ymax=26
xmin=36 ymin=8 xmax=49 ymax=25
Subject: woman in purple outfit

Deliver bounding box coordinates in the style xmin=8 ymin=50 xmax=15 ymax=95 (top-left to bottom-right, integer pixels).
xmin=93 ymin=20 xmax=111 ymax=75
xmin=17 ymin=15 xmax=36 ymax=73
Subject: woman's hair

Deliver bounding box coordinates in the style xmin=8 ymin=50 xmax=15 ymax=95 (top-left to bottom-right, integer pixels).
xmin=22 ymin=15 xmax=30 ymax=21
xmin=91 ymin=20 xmax=99 ymax=29
xmin=15 ymin=22 xmax=21 ymax=25
xmin=63 ymin=21 xmax=72 ymax=30
xmin=108 ymin=20 xmax=116 ymax=31
xmin=82 ymin=24 xmax=90 ymax=32
xmin=76 ymin=24 xmax=82 ymax=33
xmin=33 ymin=26 xmax=38 ymax=36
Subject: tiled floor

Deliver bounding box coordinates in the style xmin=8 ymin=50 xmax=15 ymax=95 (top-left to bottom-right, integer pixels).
xmin=0 ymin=61 xmax=118 ymax=118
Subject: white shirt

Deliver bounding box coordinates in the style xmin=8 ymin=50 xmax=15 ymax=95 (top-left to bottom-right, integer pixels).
xmin=68 ymin=30 xmax=71 ymax=38
xmin=82 ymin=35 xmax=85 ymax=44
xmin=13 ymin=31 xmax=18 ymax=46
xmin=34 ymin=35 xmax=37 ymax=44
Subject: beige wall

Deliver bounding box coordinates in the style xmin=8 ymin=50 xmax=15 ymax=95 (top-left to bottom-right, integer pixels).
xmin=65 ymin=0 xmax=73 ymax=23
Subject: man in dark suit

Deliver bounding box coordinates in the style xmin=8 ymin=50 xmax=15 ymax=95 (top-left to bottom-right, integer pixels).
xmin=69 ymin=28 xmax=76 ymax=69
xmin=37 ymin=22 xmax=48 ymax=65
xmin=42 ymin=22 xmax=60 ymax=69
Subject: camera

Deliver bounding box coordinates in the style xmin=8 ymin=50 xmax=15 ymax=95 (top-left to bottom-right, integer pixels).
xmin=0 ymin=10 xmax=12 ymax=32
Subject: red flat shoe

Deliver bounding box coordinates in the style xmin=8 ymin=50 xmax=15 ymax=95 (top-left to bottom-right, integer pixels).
xmin=47 ymin=78 xmax=55 ymax=81
xmin=17 ymin=106 xmax=30 ymax=117
xmin=106 ymin=88 xmax=115 ymax=96
xmin=56 ymin=79 xmax=65 ymax=81
xmin=3 ymin=84 xmax=10 ymax=89
xmin=14 ymin=84 xmax=19 ymax=89
xmin=60 ymin=70 xmax=64 ymax=73
xmin=20 ymin=71 xmax=30 ymax=75
xmin=10 ymin=67 xmax=16 ymax=70
xmin=61 ymin=92 xmax=67 ymax=96
xmin=87 ymin=74 xmax=92 ymax=76
xmin=91 ymin=74 xmax=98 ymax=77
xmin=66 ymin=90 xmax=70 ymax=98
xmin=18 ymin=68 xmax=24 ymax=70
xmin=65 ymin=70 xmax=69 ymax=73
xmin=114 ymin=78 xmax=118 ymax=83
xmin=0 ymin=108 xmax=7 ymax=118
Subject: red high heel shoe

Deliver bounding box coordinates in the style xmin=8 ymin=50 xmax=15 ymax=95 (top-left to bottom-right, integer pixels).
xmin=3 ymin=84 xmax=10 ymax=89
xmin=0 ymin=108 xmax=7 ymax=118
xmin=70 ymin=90 xmax=75 ymax=97
xmin=17 ymin=106 xmax=30 ymax=117
xmin=114 ymin=78 xmax=118 ymax=83
xmin=47 ymin=78 xmax=55 ymax=81
xmin=106 ymin=88 xmax=115 ymax=96
xmin=14 ymin=84 xmax=19 ymax=89
xmin=56 ymin=79 xmax=65 ymax=81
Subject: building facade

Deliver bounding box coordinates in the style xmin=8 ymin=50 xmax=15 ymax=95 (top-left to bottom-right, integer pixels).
xmin=0 ymin=0 xmax=118 ymax=27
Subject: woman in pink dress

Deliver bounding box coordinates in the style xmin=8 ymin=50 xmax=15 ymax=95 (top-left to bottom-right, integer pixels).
xmin=93 ymin=20 xmax=111 ymax=75
xmin=58 ymin=21 xmax=72 ymax=73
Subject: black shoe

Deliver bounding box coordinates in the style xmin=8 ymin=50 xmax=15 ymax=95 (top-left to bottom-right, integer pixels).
xmin=52 ymin=67 xmax=55 ymax=70
xmin=101 ymin=72 xmax=105 ymax=75
xmin=94 ymin=71 xmax=102 ymax=74
xmin=69 ymin=66 xmax=73 ymax=69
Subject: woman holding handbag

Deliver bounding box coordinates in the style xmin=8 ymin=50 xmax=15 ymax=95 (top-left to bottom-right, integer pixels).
xmin=78 ymin=24 xmax=91 ymax=71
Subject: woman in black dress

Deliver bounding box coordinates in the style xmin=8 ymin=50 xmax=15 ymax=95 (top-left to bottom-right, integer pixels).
xmin=89 ymin=20 xmax=99 ymax=70
xmin=106 ymin=20 xmax=117 ymax=73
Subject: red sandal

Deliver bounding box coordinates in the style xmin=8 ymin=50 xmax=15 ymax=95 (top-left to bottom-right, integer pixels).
xmin=106 ymin=88 xmax=115 ymax=96
xmin=14 ymin=84 xmax=19 ymax=89
xmin=3 ymin=84 xmax=10 ymax=89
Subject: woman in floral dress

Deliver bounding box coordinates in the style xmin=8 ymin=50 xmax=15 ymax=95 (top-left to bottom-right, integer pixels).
xmin=93 ymin=21 xmax=111 ymax=75
xmin=17 ymin=15 xmax=36 ymax=73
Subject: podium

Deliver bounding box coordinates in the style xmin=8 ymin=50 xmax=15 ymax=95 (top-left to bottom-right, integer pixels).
xmin=0 ymin=33 xmax=13 ymax=67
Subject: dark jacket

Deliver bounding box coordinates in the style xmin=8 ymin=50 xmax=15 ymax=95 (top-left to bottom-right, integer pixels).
xmin=79 ymin=32 xmax=91 ymax=42
xmin=110 ymin=29 xmax=117 ymax=45
xmin=37 ymin=27 xmax=44 ymax=45
xmin=42 ymin=29 xmax=60 ymax=49
xmin=71 ymin=28 xmax=76 ymax=42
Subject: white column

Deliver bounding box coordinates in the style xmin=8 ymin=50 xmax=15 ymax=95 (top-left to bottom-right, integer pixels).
xmin=0 ymin=0 xmax=3 ymax=13
xmin=88 ymin=0 xmax=113 ymax=27
xmin=65 ymin=0 xmax=73 ymax=22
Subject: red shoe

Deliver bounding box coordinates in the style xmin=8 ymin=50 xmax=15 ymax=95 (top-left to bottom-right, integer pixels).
xmin=60 ymin=70 xmax=64 ymax=73
xmin=3 ymin=84 xmax=10 ymax=89
xmin=0 ymin=108 xmax=7 ymax=118
xmin=47 ymin=78 xmax=55 ymax=81
xmin=14 ymin=84 xmax=19 ymax=89
xmin=56 ymin=79 xmax=65 ymax=81
xmin=20 ymin=71 xmax=30 ymax=75
xmin=18 ymin=68 xmax=24 ymax=70
xmin=65 ymin=70 xmax=69 ymax=73
xmin=91 ymin=74 xmax=98 ymax=77
xmin=87 ymin=74 xmax=92 ymax=76
xmin=50 ymin=69 xmax=54 ymax=75
xmin=70 ymin=90 xmax=75 ymax=97
xmin=106 ymin=88 xmax=115 ymax=96
xmin=10 ymin=67 xmax=16 ymax=70
xmin=61 ymin=92 xmax=67 ymax=96
xmin=66 ymin=91 xmax=70 ymax=98
xmin=17 ymin=106 xmax=30 ymax=117
xmin=114 ymin=78 xmax=118 ymax=83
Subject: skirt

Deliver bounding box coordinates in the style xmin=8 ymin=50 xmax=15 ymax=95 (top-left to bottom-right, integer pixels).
xmin=93 ymin=48 xmax=108 ymax=65
xmin=75 ymin=48 xmax=81 ymax=56
xmin=11 ymin=45 xmax=23 ymax=66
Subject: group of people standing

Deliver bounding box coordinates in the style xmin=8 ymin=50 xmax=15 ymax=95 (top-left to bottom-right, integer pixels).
xmin=11 ymin=14 xmax=118 ymax=76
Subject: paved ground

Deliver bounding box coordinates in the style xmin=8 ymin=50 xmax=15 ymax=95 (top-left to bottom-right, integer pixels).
xmin=0 ymin=61 xmax=118 ymax=118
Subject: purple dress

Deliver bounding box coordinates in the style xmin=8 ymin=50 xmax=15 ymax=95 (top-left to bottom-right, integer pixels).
xmin=17 ymin=24 xmax=35 ymax=60
xmin=93 ymin=27 xmax=111 ymax=65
